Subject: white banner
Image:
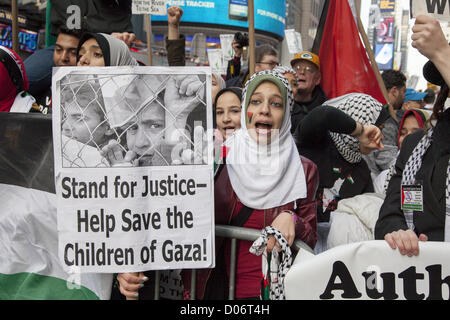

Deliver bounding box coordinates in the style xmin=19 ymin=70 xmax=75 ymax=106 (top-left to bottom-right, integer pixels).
xmin=52 ymin=67 xmax=214 ymax=273
xmin=132 ymin=0 xmax=168 ymax=15
xmin=285 ymin=240 xmax=450 ymax=300
xmin=410 ymin=0 xmax=450 ymax=21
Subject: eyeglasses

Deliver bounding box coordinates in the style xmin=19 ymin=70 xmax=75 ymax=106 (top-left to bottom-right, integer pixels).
xmin=257 ymin=61 xmax=280 ymax=67
xmin=294 ymin=65 xmax=316 ymax=74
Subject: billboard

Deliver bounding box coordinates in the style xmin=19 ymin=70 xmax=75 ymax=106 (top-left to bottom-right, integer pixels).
xmin=376 ymin=16 xmax=395 ymax=43
xmin=375 ymin=43 xmax=394 ymax=70
xmin=379 ymin=0 xmax=395 ymax=13
xmin=152 ymin=0 xmax=286 ymax=38
xmin=0 ymin=24 xmax=39 ymax=53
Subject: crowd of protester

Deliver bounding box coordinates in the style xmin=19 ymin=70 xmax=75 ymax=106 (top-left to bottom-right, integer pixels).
xmin=1 ymin=2 xmax=450 ymax=300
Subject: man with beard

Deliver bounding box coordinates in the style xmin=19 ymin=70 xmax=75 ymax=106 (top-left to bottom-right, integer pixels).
xmin=363 ymin=69 xmax=407 ymax=177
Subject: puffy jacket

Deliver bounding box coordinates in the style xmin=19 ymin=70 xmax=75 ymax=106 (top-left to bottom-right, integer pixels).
xmin=182 ymin=155 xmax=319 ymax=299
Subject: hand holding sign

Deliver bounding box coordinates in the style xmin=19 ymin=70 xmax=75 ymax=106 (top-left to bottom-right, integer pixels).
xmin=384 ymin=229 xmax=428 ymax=257
xmin=117 ymin=272 xmax=149 ymax=299
xmin=411 ymin=15 xmax=449 ymax=61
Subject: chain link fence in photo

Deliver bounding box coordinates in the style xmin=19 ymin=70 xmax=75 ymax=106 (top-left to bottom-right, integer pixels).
xmin=60 ymin=73 xmax=208 ymax=168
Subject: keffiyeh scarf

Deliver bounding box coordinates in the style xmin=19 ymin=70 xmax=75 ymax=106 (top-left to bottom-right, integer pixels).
xmin=250 ymin=226 xmax=292 ymax=300
xmin=401 ymin=128 xmax=450 ymax=241
xmin=326 ymin=93 xmax=384 ymax=164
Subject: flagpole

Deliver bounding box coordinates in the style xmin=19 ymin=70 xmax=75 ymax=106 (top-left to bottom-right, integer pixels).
xmin=248 ymin=0 xmax=255 ymax=77
xmin=356 ymin=15 xmax=394 ymax=117
xmin=146 ymin=14 xmax=152 ymax=66
xmin=11 ymin=0 xmax=19 ymax=53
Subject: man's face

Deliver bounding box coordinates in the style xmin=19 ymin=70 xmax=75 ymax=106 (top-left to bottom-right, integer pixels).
xmin=125 ymin=102 xmax=165 ymax=166
xmin=390 ymin=85 xmax=406 ymax=110
xmin=403 ymin=100 xmax=423 ymax=111
xmin=54 ymin=33 xmax=79 ymax=67
xmin=283 ymin=72 xmax=298 ymax=98
xmin=293 ymin=60 xmax=320 ymax=96
xmin=255 ymin=54 xmax=279 ymax=73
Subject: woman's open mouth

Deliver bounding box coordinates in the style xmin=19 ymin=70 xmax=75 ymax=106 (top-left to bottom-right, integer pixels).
xmin=255 ymin=122 xmax=273 ymax=135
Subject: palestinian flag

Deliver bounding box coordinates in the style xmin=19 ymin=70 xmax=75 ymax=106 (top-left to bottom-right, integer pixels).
xmin=0 ymin=113 xmax=112 ymax=300
xmin=312 ymin=0 xmax=387 ymax=104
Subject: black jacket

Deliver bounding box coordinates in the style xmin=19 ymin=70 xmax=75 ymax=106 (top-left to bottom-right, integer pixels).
xmin=291 ymin=85 xmax=327 ymax=134
xmin=295 ymin=105 xmax=374 ymax=221
xmin=375 ymin=114 xmax=450 ymax=241
xmin=50 ymin=0 xmax=133 ymax=36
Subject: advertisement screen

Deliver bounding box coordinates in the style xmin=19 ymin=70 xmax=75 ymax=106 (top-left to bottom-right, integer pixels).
xmin=152 ymin=0 xmax=286 ymax=38
xmin=375 ymin=43 xmax=394 ymax=70
xmin=229 ymin=0 xmax=248 ymax=21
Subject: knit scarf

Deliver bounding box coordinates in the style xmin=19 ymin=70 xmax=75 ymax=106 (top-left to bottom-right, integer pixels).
xmin=401 ymin=128 xmax=450 ymax=241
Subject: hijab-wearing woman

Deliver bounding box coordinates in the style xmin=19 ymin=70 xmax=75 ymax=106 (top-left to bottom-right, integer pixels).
xmin=214 ymin=87 xmax=242 ymax=141
xmin=76 ymin=33 xmax=139 ymax=67
xmin=295 ymin=93 xmax=387 ymax=225
xmin=375 ymin=58 xmax=450 ymax=255
xmin=182 ymin=70 xmax=319 ymax=300
xmin=0 ymin=46 xmax=36 ymax=112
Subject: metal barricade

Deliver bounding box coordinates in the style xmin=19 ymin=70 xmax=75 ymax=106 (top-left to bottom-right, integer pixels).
xmin=152 ymin=224 xmax=314 ymax=300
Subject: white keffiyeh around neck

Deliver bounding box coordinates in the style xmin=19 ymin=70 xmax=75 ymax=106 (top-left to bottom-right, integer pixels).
xmin=401 ymin=128 xmax=450 ymax=241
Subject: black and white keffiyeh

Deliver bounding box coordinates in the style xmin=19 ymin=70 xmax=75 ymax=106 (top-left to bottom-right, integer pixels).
xmin=250 ymin=226 xmax=292 ymax=300
xmin=401 ymin=128 xmax=450 ymax=241
xmin=326 ymin=93 xmax=384 ymax=164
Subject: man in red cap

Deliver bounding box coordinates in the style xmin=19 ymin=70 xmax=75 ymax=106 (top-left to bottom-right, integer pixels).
xmin=290 ymin=50 xmax=327 ymax=133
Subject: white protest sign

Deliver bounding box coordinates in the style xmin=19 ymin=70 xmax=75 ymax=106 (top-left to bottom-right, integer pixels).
xmin=220 ymin=34 xmax=235 ymax=61
xmin=285 ymin=240 xmax=450 ymax=300
xmin=284 ymin=29 xmax=303 ymax=54
xmin=132 ymin=0 xmax=168 ymax=15
xmin=411 ymin=0 xmax=450 ymax=21
xmin=52 ymin=66 xmax=215 ymax=273
xmin=207 ymin=49 xmax=223 ymax=74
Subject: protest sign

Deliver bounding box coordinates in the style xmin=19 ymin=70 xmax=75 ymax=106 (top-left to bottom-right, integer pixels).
xmin=410 ymin=0 xmax=450 ymax=21
xmin=220 ymin=34 xmax=235 ymax=61
xmin=284 ymin=29 xmax=302 ymax=54
xmin=52 ymin=66 xmax=215 ymax=273
xmin=285 ymin=240 xmax=450 ymax=300
xmin=207 ymin=48 xmax=224 ymax=74
xmin=132 ymin=0 xmax=168 ymax=15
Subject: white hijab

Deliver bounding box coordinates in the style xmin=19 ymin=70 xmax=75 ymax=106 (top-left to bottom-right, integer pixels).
xmin=225 ymin=70 xmax=307 ymax=210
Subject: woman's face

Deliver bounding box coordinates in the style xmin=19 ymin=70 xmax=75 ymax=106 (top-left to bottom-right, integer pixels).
xmin=246 ymin=81 xmax=284 ymax=144
xmin=398 ymin=115 xmax=421 ymax=148
xmin=215 ymin=92 xmax=241 ymax=140
xmin=77 ymin=38 xmax=105 ymax=67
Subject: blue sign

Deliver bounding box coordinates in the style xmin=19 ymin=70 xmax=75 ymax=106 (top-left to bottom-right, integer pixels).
xmin=0 ymin=24 xmax=39 ymax=53
xmin=152 ymin=0 xmax=286 ymax=38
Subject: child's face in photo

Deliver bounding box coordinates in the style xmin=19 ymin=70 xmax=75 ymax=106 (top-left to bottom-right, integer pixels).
xmin=62 ymin=90 xmax=109 ymax=147
xmin=125 ymin=102 xmax=166 ymax=166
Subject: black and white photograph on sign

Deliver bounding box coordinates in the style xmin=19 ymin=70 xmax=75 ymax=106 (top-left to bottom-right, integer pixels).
xmin=58 ymin=71 xmax=208 ymax=168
